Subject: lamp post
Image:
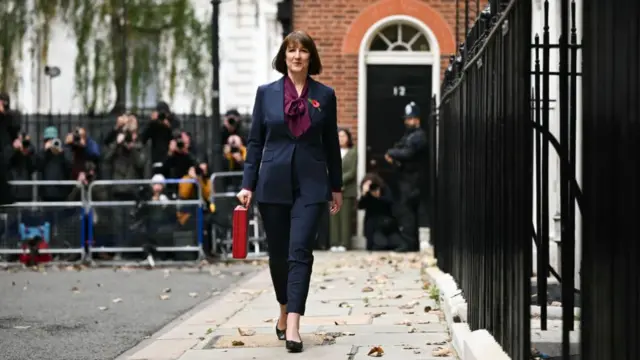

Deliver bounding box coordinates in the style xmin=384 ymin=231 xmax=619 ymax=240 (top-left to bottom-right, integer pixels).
xmin=44 ymin=65 xmax=61 ymax=117
xmin=210 ymin=0 xmax=222 ymax=174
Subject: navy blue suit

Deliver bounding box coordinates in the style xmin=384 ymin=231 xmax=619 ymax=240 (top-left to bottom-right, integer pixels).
xmin=242 ymin=76 xmax=342 ymax=315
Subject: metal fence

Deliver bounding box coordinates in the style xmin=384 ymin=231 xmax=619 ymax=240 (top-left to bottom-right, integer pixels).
xmin=86 ymin=179 xmax=205 ymax=262
xmin=581 ymin=0 xmax=639 ymax=358
xmin=0 ymin=181 xmax=86 ymax=262
xmin=433 ymin=1 xmax=532 ymax=360
xmin=531 ymin=2 xmax=582 ymax=359
xmin=0 ymin=172 xmax=267 ymax=264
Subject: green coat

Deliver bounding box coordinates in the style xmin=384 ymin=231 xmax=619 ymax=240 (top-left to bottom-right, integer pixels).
xmin=341 ymin=148 xmax=357 ymax=198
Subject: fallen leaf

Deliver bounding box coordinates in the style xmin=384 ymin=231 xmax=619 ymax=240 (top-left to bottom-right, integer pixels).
xmin=112 ymin=298 xmax=123 ymax=303
xmin=12 ymin=281 xmax=15 ymax=286
xmin=369 ymin=312 xmax=386 ymax=318
xmin=98 ymin=306 xmax=108 ymax=311
xmin=391 ymin=294 xmax=403 ymax=299
xmin=424 ymin=306 xmax=432 ymax=313
xmin=399 ymin=300 xmax=420 ymax=309
xmin=14 ymin=326 xmax=31 ymax=330
xmin=432 ymin=347 xmax=453 ymax=357
xmin=206 ymin=328 xmax=213 ymax=335
xmin=361 ymin=286 xmax=374 ymax=293
xmin=403 ymin=311 xmax=415 ymax=315
xmin=334 ymin=320 xmax=346 ymax=325
xmin=237 ymin=328 xmax=256 ymax=336
xmin=231 ymin=340 xmax=245 ymax=346
xmin=409 ymin=327 xmax=418 ymax=333
xmin=338 ymin=302 xmax=352 ymax=308
xmin=162 ymin=288 xmax=172 ymax=293
xmin=71 ymin=286 xmax=80 ymax=293
xmin=189 ymin=292 xmax=198 ymax=298
xmin=96 ymin=283 xmax=102 ymax=287
xmin=426 ymin=341 xmax=447 ymax=346
xmin=159 ymin=294 xmax=170 ymax=300
xmin=368 ymin=345 xmax=385 ymax=357
xmin=394 ymin=320 xmax=412 ymax=326
xmin=342 ymin=331 xmax=355 ymax=336
xmin=263 ymin=318 xmax=275 ymax=323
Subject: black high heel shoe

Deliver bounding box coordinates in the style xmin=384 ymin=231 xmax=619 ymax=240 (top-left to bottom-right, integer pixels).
xmin=275 ymin=325 xmax=286 ymax=341
xmin=285 ymin=339 xmax=303 ymax=353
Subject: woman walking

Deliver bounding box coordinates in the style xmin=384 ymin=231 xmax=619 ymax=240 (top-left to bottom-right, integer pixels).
xmin=236 ymin=30 xmax=343 ymax=353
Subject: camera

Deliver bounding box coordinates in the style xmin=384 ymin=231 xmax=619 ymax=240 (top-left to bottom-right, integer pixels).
xmin=172 ymin=129 xmax=185 ymax=150
xmin=157 ymin=111 xmax=168 ymax=122
xmin=229 ymin=146 xmax=240 ymax=154
xmin=369 ymin=182 xmax=380 ymax=192
xmin=72 ymin=129 xmax=82 ymax=145
xmin=227 ymin=116 xmax=237 ymax=126
xmin=51 ymin=138 xmax=63 ymax=151
xmin=20 ymin=132 xmax=30 ymax=148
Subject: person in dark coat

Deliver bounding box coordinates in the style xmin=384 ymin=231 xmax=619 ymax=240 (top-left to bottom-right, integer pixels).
xmin=384 ymin=102 xmax=428 ymax=252
xmin=0 ymin=92 xmax=20 ymax=205
xmin=357 ymin=173 xmax=403 ymax=251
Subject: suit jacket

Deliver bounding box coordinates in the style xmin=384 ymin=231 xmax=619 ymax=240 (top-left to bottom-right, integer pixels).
xmin=242 ymin=76 xmax=343 ymax=205
xmin=341 ymin=148 xmax=357 ymax=198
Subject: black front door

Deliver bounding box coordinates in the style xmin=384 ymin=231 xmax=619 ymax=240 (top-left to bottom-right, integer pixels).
xmin=366 ymin=64 xmax=433 ymax=227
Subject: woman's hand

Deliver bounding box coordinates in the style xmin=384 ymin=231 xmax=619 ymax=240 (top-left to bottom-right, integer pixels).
xmin=330 ymin=192 xmax=342 ymax=215
xmin=236 ymin=188 xmax=253 ymax=207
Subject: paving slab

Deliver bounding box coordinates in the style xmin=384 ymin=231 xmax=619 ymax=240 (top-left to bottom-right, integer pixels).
xmin=317 ymin=323 xmax=447 ymax=334
xmin=333 ymin=332 xmax=449 ymax=347
xmin=206 ymin=333 xmax=327 ymax=348
xmin=178 ymin=345 xmax=357 ymax=360
xmin=350 ymin=344 xmax=456 ymax=359
xmin=128 ymin=339 xmax=199 ymax=360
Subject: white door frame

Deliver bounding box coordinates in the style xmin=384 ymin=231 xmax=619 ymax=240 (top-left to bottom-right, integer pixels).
xmin=355 ymin=15 xmax=441 ymax=242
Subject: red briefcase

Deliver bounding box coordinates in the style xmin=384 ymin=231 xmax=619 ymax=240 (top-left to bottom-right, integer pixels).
xmin=232 ymin=205 xmax=249 ymax=259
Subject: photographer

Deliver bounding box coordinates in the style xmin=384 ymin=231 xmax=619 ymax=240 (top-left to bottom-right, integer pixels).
xmin=139 ymin=101 xmax=180 ymax=174
xmin=161 ymin=130 xmax=198 ymax=193
xmin=104 ymin=118 xmax=147 ymax=200
xmin=220 ymin=109 xmax=246 ymax=145
xmin=103 ymin=114 xmax=130 ymax=146
xmin=8 ymin=132 xmax=36 ymax=202
xmin=65 ymin=127 xmax=100 ymax=181
xmin=36 ymin=127 xmax=73 ymax=202
xmin=177 ymin=162 xmax=213 ymax=256
xmin=357 ymin=173 xmax=403 ymax=251
xmin=0 ymin=92 xmax=20 ymax=205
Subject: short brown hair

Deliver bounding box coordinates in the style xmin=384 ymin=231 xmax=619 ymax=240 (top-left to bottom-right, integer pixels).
xmin=272 ymin=31 xmax=322 ymax=76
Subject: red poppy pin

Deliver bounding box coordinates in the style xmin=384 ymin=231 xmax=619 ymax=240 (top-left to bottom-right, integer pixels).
xmin=308 ymin=98 xmax=321 ymax=111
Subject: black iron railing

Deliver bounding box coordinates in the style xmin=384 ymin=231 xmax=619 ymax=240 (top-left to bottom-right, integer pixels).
xmin=581 ymin=0 xmax=640 ymax=358
xmin=433 ymin=1 xmax=532 ymax=359
xmin=530 ymin=3 xmax=583 ymax=359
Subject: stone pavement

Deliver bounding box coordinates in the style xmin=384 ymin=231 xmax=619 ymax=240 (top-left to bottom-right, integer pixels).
xmin=119 ymin=252 xmax=457 ymax=360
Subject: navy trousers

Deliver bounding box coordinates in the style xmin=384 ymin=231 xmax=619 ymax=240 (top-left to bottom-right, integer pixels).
xmin=258 ymin=198 xmax=326 ymax=315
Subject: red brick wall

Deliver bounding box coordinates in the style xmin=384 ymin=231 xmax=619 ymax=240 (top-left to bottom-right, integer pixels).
xmin=293 ymin=0 xmax=487 ymax=140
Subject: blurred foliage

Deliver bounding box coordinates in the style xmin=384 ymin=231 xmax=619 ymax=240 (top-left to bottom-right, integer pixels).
xmin=0 ymin=0 xmax=211 ymax=113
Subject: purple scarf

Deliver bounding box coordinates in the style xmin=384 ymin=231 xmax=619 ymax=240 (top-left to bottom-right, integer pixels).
xmin=283 ymin=76 xmax=311 ymax=137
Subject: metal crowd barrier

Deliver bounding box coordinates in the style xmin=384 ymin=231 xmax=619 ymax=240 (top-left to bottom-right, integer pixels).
xmin=210 ymin=171 xmax=267 ymax=258
xmin=86 ymin=179 xmax=205 ymax=262
xmin=0 ymin=180 xmax=86 ymax=262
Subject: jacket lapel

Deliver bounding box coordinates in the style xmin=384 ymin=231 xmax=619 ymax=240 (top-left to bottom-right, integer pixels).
xmin=274 ymin=77 xmax=294 ymax=139
xmin=307 ymin=77 xmax=320 ymax=124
